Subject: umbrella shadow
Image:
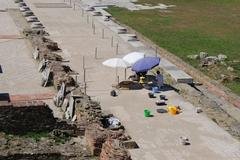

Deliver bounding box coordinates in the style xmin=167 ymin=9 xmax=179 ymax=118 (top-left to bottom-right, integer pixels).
xmin=143 ymin=83 xmax=179 ymax=92
xmin=145 ymin=75 xmax=156 ymax=82
xmin=161 ymin=84 xmax=179 ymax=92
xmin=118 ymin=81 xmax=143 ymax=90
xmin=143 ymin=75 xmax=179 ymax=92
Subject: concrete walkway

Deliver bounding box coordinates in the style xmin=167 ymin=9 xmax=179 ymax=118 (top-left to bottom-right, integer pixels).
xmin=0 ymin=0 xmax=16 ymax=10
xmin=21 ymin=0 xmax=240 ymax=159
xmin=0 ymin=2 xmax=53 ymax=97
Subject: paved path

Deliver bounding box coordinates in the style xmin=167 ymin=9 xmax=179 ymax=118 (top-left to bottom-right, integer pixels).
xmin=21 ymin=0 xmax=240 ymax=159
xmin=0 ymin=1 xmax=53 ymax=96
xmin=0 ymin=0 xmax=16 ymax=10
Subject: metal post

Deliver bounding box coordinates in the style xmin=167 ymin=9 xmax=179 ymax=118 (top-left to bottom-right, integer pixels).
xmin=92 ymin=19 xmax=94 ymax=28
xmin=116 ymin=43 xmax=118 ymax=55
xmin=117 ymin=75 xmax=119 ymax=84
xmin=82 ymin=9 xmax=84 ymax=17
xmin=83 ymin=68 xmax=86 ymax=83
xmin=95 ymin=47 xmax=98 ymax=59
xmin=82 ymin=56 xmax=85 ymax=69
xmin=75 ymin=75 xmax=78 ymax=85
xmin=73 ymin=2 xmax=75 ymax=10
xmin=93 ymin=24 xmax=95 ymax=34
xmin=102 ymin=29 xmax=104 ymax=39
xmin=124 ymin=68 xmax=126 ymax=80
xmin=87 ymin=14 xmax=89 ymax=24
xmin=84 ymin=82 xmax=87 ymax=95
xmin=83 ymin=66 xmax=86 ymax=94
xmin=70 ymin=0 xmax=72 ymax=6
xmin=111 ymin=36 xmax=113 ymax=47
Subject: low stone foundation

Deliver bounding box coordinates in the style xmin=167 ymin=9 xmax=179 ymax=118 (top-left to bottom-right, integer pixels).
xmin=0 ymin=101 xmax=56 ymax=134
xmin=0 ymin=101 xmax=77 ymax=135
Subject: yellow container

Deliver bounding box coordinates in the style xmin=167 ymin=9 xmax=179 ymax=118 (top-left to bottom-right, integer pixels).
xmin=167 ymin=106 xmax=178 ymax=115
xmin=139 ymin=76 xmax=145 ymax=84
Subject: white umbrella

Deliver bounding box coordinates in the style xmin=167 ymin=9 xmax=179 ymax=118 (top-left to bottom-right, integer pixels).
xmin=102 ymin=58 xmax=130 ymax=82
xmin=123 ymin=52 xmax=145 ymax=66
xmin=102 ymin=58 xmax=130 ymax=68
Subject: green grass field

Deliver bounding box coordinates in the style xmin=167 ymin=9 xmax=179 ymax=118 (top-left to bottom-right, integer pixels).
xmin=107 ymin=0 xmax=240 ymax=95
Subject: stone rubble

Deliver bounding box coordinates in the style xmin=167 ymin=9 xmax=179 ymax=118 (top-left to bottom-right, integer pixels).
xmin=201 ymin=56 xmax=219 ymax=66
xmin=187 ymin=54 xmax=199 ymax=60
xmin=0 ymin=101 xmax=78 ymax=135
xmin=199 ymin=52 xmax=208 ymax=59
xmin=74 ymin=91 xmax=103 ymax=124
xmin=218 ymin=54 xmax=228 ymax=61
xmin=85 ymin=123 xmax=132 ymax=157
xmin=227 ymin=66 xmax=234 ymax=72
xmin=24 ymin=29 xmax=77 ymax=89
xmin=187 ymin=52 xmax=229 ymax=66
xmin=186 ymin=52 xmax=239 ymax=83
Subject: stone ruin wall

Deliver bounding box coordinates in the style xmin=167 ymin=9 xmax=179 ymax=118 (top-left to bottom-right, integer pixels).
xmin=68 ymin=90 xmax=133 ymax=159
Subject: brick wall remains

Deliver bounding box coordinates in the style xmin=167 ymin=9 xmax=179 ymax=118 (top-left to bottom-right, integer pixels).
xmin=100 ymin=137 xmax=132 ymax=160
